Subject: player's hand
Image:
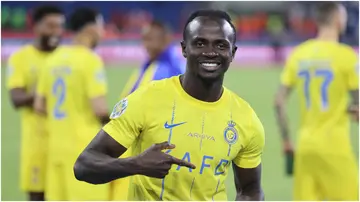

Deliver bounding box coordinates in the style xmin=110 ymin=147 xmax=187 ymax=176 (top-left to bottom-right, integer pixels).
xmin=348 ymin=105 xmax=359 ymax=122
xmin=282 ymin=139 xmax=294 ymax=154
xmin=134 ymin=141 xmax=196 ymax=178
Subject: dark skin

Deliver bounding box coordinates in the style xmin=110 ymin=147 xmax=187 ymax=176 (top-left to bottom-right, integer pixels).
xmin=74 ymin=16 xmax=263 ymax=201
xmin=8 ymin=13 xmax=64 ymax=201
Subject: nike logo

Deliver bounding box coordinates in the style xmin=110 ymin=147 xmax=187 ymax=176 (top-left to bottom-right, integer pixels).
xmin=164 ymin=121 xmax=186 ymax=129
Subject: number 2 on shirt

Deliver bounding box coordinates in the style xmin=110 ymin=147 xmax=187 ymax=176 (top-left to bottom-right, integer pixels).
xmin=298 ymin=69 xmax=333 ymax=111
xmin=52 ymin=77 xmax=66 ymax=119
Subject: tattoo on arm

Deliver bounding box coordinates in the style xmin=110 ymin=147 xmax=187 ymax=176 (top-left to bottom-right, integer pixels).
xmin=350 ymin=89 xmax=359 ymax=106
xmin=274 ymin=85 xmax=292 ymax=141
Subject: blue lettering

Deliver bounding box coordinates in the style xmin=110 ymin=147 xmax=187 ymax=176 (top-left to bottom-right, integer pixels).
xmin=176 ymin=152 xmax=192 ymax=172
xmin=214 ymin=159 xmax=229 ymax=175
xmin=200 ymin=155 xmax=213 ymax=174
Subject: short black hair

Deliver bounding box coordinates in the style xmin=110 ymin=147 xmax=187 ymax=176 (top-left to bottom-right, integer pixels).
xmin=183 ymin=9 xmax=237 ymax=43
xmin=315 ymin=2 xmax=340 ymax=25
xmin=32 ymin=5 xmax=63 ymax=24
xmin=69 ymin=7 xmax=99 ymax=32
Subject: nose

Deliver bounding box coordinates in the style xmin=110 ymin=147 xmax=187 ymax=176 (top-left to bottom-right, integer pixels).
xmin=202 ymin=51 xmax=219 ymax=58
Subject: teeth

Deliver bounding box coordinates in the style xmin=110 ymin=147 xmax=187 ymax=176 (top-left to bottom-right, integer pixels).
xmin=202 ymin=63 xmax=218 ymax=67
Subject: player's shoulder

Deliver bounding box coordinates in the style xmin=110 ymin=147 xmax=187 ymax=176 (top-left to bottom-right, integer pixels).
xmin=337 ymin=43 xmax=358 ymax=58
xmin=8 ymin=44 xmax=34 ymax=60
xmin=225 ymin=88 xmax=264 ymax=135
xmin=225 ymin=87 xmax=256 ymax=114
xmin=291 ymin=39 xmax=316 ymax=56
xmin=127 ymin=76 xmax=177 ymax=100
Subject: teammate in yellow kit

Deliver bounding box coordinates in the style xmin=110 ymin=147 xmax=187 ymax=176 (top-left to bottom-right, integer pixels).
xmin=6 ymin=6 xmax=64 ymax=201
xmin=74 ymin=10 xmax=265 ymax=201
xmin=34 ymin=8 xmax=110 ymax=200
xmin=274 ymin=2 xmax=358 ymax=200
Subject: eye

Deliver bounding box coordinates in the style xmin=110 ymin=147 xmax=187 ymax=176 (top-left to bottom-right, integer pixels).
xmin=196 ymin=41 xmax=204 ymax=47
xmin=217 ymin=43 xmax=226 ymax=49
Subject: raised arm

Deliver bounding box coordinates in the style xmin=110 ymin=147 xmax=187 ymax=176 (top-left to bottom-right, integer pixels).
xmin=73 ymin=129 xmax=136 ymax=184
xmin=74 ymin=93 xmax=195 ymax=184
xmin=74 ymin=130 xmax=195 ymax=184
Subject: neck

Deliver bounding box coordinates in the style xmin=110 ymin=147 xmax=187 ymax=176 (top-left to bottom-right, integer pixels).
xmin=316 ymin=26 xmax=339 ymax=42
xmin=73 ymin=34 xmax=93 ymax=49
xmin=33 ymin=39 xmax=48 ymax=52
xmin=180 ymin=71 xmax=224 ymax=102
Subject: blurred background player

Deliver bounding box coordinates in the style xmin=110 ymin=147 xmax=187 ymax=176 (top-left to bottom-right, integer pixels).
xmin=274 ymin=2 xmax=358 ymax=201
xmin=5 ymin=5 xmax=64 ymax=201
xmin=33 ymin=7 xmax=110 ymax=200
xmin=119 ymin=20 xmax=185 ymax=98
xmin=110 ymin=20 xmax=185 ymax=201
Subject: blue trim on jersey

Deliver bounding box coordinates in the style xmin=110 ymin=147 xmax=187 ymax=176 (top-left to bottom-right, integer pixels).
xmin=212 ymin=179 xmax=221 ymax=201
xmin=160 ymin=178 xmax=165 ymax=200
xmin=160 ymin=100 xmax=177 ymax=200
xmin=199 ymin=114 xmax=205 ymax=150
xmin=168 ymin=101 xmax=176 ymax=144
xmin=129 ymin=44 xmax=185 ymax=94
xmin=129 ymin=60 xmax=151 ymax=93
xmin=189 ymin=177 xmax=195 ymax=199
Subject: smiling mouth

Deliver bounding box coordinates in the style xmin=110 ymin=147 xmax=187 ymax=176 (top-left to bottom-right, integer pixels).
xmin=199 ymin=62 xmax=221 ymax=71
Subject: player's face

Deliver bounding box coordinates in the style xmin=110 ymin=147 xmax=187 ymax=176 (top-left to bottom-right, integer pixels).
xmin=142 ymin=26 xmax=167 ymax=60
xmin=181 ymin=17 xmax=237 ymax=81
xmin=35 ymin=14 xmax=65 ymax=51
xmin=336 ymin=4 xmax=348 ymax=33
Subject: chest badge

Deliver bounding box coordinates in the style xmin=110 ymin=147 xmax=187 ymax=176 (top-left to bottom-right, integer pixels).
xmin=223 ymin=121 xmax=238 ymax=145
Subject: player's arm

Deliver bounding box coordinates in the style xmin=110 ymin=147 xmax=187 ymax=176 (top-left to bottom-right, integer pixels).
xmin=233 ymin=112 xmax=265 ymax=201
xmin=33 ymin=67 xmax=48 ymax=115
xmin=74 ymin=90 xmax=194 ymax=184
xmin=274 ymin=52 xmax=297 ymax=150
xmin=344 ymin=49 xmax=359 ymax=121
xmin=85 ymin=56 xmax=110 ymax=124
xmin=6 ymin=53 xmax=34 ymax=109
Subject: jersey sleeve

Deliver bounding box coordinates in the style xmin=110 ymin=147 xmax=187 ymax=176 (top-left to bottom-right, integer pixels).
xmin=343 ymin=49 xmax=359 ymax=90
xmin=102 ymin=86 xmax=148 ymax=148
xmin=6 ymin=52 xmax=26 ymax=89
xmin=85 ymin=54 xmax=108 ymax=99
xmin=233 ymin=111 xmax=265 ymax=168
xmin=280 ymin=51 xmax=298 ymax=87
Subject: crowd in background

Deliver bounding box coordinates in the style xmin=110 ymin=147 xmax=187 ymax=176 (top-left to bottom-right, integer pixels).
xmin=2 ymin=1 xmax=359 ymax=45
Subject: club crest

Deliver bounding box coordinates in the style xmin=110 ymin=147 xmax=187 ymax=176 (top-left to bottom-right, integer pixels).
xmin=110 ymin=98 xmax=128 ymax=119
xmin=223 ymin=120 xmax=238 ymax=145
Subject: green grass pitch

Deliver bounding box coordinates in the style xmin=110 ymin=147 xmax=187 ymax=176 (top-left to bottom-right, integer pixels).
xmin=1 ymin=64 xmax=358 ymax=201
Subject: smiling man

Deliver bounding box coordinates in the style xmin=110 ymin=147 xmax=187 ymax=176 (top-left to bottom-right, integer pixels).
xmin=74 ymin=10 xmax=265 ymax=201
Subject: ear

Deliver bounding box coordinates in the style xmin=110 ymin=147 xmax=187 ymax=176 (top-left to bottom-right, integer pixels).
xmin=180 ymin=41 xmax=187 ymax=58
xmin=231 ymin=45 xmax=238 ymax=61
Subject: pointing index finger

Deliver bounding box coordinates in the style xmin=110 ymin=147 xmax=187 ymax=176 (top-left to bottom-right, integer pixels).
xmin=170 ymin=156 xmax=196 ymax=169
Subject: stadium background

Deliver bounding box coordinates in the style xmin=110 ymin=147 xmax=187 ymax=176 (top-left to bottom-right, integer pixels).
xmin=1 ymin=1 xmax=359 ymax=201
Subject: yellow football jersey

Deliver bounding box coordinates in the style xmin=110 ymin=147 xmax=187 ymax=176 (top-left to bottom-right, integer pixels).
xmin=281 ymin=39 xmax=358 ymax=154
xmin=36 ymin=45 xmax=108 ymax=159
xmin=6 ymin=44 xmax=52 ymax=191
xmin=103 ymin=76 xmax=265 ymax=201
